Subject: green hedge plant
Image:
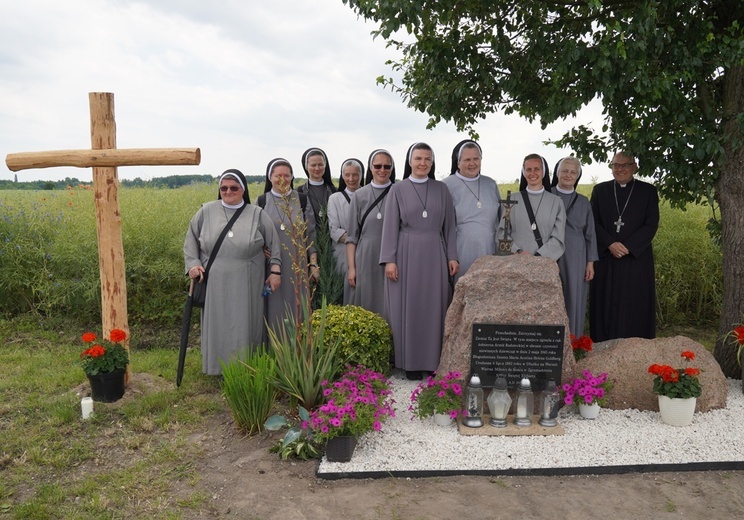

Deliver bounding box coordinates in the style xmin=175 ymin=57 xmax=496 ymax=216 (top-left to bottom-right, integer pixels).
xmin=312 ymin=304 xmax=393 ymax=375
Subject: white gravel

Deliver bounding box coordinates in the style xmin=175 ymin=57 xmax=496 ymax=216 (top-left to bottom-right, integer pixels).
xmin=317 ymin=376 xmax=744 ymax=476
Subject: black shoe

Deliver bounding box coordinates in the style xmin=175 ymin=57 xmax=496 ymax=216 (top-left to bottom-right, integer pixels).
xmin=406 ymin=371 xmax=423 ymax=381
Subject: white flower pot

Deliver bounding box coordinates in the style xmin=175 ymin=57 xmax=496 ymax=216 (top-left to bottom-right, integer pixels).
xmin=433 ymin=413 xmax=454 ymax=426
xmin=658 ymin=395 xmax=696 ymax=427
xmin=578 ymin=402 xmax=600 ymax=419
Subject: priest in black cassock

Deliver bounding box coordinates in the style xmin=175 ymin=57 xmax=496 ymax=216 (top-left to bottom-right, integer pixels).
xmin=589 ymin=152 xmax=659 ymax=342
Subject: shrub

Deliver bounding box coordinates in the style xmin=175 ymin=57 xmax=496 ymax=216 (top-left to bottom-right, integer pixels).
xmin=311 ymin=304 xmax=393 ymax=375
xmin=220 ymin=346 xmax=277 ymax=434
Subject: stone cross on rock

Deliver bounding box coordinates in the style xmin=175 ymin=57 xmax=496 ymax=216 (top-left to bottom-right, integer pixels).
xmin=5 ymin=92 xmax=201 ymax=381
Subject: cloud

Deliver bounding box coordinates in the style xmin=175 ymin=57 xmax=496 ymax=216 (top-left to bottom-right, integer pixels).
xmin=0 ymin=0 xmax=613 ymax=184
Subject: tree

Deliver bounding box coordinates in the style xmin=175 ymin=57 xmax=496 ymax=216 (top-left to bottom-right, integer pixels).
xmin=344 ymin=0 xmax=744 ymax=376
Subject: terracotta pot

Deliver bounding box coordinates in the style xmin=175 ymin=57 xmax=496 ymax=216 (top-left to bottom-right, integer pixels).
xmin=325 ymin=435 xmax=357 ymax=463
xmin=658 ymin=395 xmax=696 ymax=427
xmin=87 ymin=369 xmax=126 ymax=403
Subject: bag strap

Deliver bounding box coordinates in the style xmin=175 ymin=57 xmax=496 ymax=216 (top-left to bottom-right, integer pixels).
xmin=521 ymin=191 xmax=544 ymax=249
xmin=341 ymin=190 xmax=351 ymax=204
xmin=565 ymin=192 xmax=579 ymax=215
xmin=359 ymin=185 xmax=391 ymax=231
xmin=204 ymin=204 xmax=246 ymax=276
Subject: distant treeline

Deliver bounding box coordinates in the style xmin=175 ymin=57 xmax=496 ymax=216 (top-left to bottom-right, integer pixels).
xmin=0 ymin=175 xmax=268 ymax=190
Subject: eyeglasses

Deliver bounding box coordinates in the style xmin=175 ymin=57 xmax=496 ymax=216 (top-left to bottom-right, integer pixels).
xmin=372 ymin=164 xmax=392 ymax=171
xmin=610 ymin=162 xmax=635 ymax=170
xmin=220 ymin=186 xmax=241 ymax=192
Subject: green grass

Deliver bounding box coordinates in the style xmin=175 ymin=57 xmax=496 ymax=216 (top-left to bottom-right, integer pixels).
xmin=0 ymin=316 xmax=225 ymax=519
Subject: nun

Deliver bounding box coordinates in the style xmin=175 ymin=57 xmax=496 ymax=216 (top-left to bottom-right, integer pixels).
xmin=258 ymin=158 xmax=318 ymax=333
xmin=183 ymin=169 xmax=281 ymax=375
xmin=442 ymin=139 xmax=502 ymax=281
xmin=498 ymin=153 xmax=566 ymax=259
xmin=550 ymin=157 xmax=598 ymax=337
xmin=327 ymin=158 xmax=364 ymax=302
xmin=296 ymin=147 xmax=337 ymax=222
xmin=346 ymin=149 xmax=396 ymax=313
xmin=379 ymin=142 xmax=459 ymax=380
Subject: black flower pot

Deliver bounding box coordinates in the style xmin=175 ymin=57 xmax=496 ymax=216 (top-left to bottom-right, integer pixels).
xmin=325 ymin=435 xmax=357 ymax=463
xmin=87 ymin=369 xmax=126 ymax=403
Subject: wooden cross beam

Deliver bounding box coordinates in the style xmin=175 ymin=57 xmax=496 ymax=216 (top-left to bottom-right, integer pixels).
xmin=5 ymin=92 xmax=201 ymax=382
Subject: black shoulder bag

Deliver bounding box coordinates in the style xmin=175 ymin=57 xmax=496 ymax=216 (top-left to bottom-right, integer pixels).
xmin=521 ymin=191 xmax=544 ymax=251
xmin=190 ymin=205 xmax=246 ymax=308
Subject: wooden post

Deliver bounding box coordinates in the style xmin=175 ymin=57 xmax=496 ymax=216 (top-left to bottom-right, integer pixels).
xmin=5 ymin=92 xmax=201 ymax=384
xmin=89 ymin=93 xmax=130 ymax=380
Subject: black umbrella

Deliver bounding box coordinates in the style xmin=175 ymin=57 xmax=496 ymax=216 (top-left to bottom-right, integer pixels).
xmin=177 ymin=278 xmax=196 ymax=387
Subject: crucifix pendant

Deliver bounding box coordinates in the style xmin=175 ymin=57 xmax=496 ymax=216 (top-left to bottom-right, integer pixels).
xmin=422 ymin=210 xmax=428 ymax=218
xmin=280 ymin=223 xmax=286 ymax=231
xmin=476 ymin=201 xmax=482 ymax=208
xmin=531 ymin=223 xmax=537 ymax=231
xmin=376 ymin=212 xmax=382 ymax=220
xmin=227 ymin=230 xmax=234 ymax=238
xmin=614 ymin=217 xmax=624 ymax=233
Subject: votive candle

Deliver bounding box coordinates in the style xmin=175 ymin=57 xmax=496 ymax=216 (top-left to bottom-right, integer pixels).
xmin=81 ymin=397 xmax=94 ymax=419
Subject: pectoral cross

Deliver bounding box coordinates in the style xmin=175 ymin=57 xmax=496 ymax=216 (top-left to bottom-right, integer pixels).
xmin=614 ymin=217 xmax=625 ymax=233
xmin=6 ymin=92 xmax=201 ymax=382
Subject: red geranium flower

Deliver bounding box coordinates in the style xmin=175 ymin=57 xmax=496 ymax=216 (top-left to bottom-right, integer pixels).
xmin=733 ymin=326 xmax=744 ymax=345
xmin=109 ymin=329 xmax=127 ymax=342
xmin=81 ymin=332 xmax=97 ymax=343
xmin=648 ymin=350 xmax=702 ymax=399
xmin=661 ymin=369 xmax=680 ymax=383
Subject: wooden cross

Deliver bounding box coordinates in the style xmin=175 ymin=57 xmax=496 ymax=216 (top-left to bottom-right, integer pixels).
xmin=5 ymin=92 xmax=201 ymax=382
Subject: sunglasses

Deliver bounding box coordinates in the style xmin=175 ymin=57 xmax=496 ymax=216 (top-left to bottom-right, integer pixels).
xmin=372 ymin=164 xmax=392 ymax=171
xmin=219 ymin=186 xmax=241 ymax=192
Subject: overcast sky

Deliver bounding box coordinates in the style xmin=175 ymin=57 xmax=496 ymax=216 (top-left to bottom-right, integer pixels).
xmin=1 ymin=0 xmax=613 ymax=185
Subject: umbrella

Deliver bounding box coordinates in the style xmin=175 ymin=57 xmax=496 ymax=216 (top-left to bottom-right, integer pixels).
xmin=177 ymin=278 xmax=196 ymax=387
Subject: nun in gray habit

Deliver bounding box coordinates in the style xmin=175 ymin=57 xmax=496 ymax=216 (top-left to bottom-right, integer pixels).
xmin=550 ymin=157 xmax=598 ymax=337
xmin=497 ymin=153 xmax=566 ymax=259
xmin=257 ymin=158 xmax=318 ymax=334
xmin=379 ymin=142 xmax=459 ymax=380
xmin=442 ymin=139 xmax=502 ymax=282
xmin=184 ymin=169 xmax=281 ymax=375
xmin=296 ymin=147 xmax=336 ymax=222
xmin=345 ymin=149 xmax=396 ymax=314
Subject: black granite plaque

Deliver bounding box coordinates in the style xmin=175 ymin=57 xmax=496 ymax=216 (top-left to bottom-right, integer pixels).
xmin=471 ymin=323 xmax=565 ymax=390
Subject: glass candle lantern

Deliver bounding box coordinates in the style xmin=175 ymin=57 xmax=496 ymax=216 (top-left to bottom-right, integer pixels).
xmin=462 ymin=373 xmax=484 ymax=428
xmin=487 ymin=376 xmax=512 ymax=428
xmin=538 ymin=379 xmax=560 ymax=427
xmin=514 ymin=378 xmax=534 ymax=427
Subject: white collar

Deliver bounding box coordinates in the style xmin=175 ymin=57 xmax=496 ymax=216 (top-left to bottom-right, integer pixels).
xmin=270 ymin=189 xmax=291 ymax=197
xmin=308 ymin=179 xmax=325 ymax=186
xmin=555 ymin=186 xmax=574 ymax=194
xmin=371 ymin=181 xmax=392 ymax=188
xmin=455 ymin=172 xmax=480 ymax=182
xmin=409 ymin=176 xmax=428 ymax=184
xmin=344 ymin=188 xmax=356 ymax=197
xmin=221 ymin=200 xmax=245 ymax=210
xmin=526 ymin=187 xmax=545 ymax=194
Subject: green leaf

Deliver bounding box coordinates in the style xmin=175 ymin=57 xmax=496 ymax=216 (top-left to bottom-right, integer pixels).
xmin=264 ymin=415 xmax=289 ymax=431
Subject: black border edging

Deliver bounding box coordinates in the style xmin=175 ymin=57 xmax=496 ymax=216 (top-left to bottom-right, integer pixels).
xmin=316 ymin=460 xmax=744 ymax=480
